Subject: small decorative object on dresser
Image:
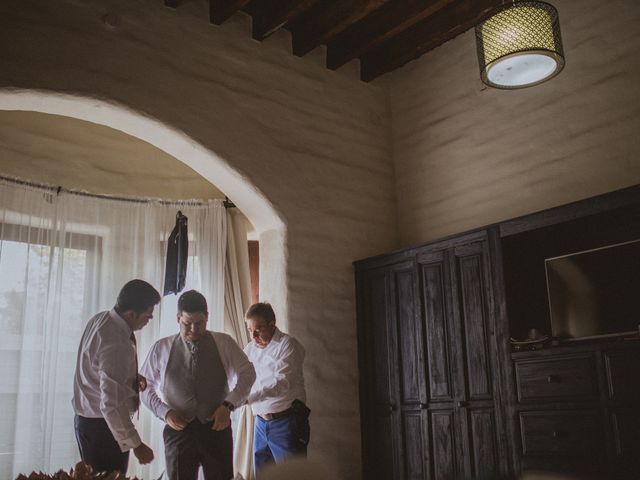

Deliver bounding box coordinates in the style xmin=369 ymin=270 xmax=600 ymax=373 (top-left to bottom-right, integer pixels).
xmin=510 ymin=328 xmax=551 ymax=351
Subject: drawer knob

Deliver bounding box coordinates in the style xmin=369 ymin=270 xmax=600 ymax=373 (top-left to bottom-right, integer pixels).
xmin=420 ymin=403 xmax=428 ymax=410
xmin=551 ymin=430 xmax=561 ymax=439
xmin=457 ymin=400 xmax=469 ymax=408
xmin=547 ymin=375 xmax=559 ymax=383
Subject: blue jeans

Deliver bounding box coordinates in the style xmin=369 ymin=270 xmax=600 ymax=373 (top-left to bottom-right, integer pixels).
xmin=253 ymin=410 xmax=310 ymax=475
xmin=74 ymin=415 xmax=130 ymax=474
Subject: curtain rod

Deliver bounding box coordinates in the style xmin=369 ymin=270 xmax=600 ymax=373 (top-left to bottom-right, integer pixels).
xmin=0 ymin=175 xmax=236 ymax=208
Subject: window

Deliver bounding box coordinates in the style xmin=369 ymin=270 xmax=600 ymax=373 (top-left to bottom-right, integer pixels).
xmin=0 ymin=223 xmax=100 ymax=477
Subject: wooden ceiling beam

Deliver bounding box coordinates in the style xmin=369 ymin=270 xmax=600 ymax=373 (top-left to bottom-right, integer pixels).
xmin=250 ymin=0 xmax=321 ymax=41
xmin=210 ymin=0 xmax=252 ymax=25
xmin=289 ymin=0 xmax=390 ymax=57
xmin=359 ymin=0 xmax=501 ymax=81
xmin=326 ymin=0 xmax=455 ymax=70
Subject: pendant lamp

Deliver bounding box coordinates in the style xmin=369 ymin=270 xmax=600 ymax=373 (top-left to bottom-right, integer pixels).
xmin=475 ymin=1 xmax=565 ymax=89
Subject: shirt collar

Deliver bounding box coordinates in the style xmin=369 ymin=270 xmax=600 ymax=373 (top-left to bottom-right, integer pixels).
xmin=109 ymin=308 xmax=133 ymax=335
xmin=270 ymin=327 xmax=283 ymax=345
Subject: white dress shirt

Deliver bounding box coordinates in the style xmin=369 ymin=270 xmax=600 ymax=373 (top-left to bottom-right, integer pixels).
xmin=140 ymin=331 xmax=256 ymax=421
xmin=244 ymin=328 xmax=306 ymax=416
xmin=72 ymin=309 xmax=142 ymax=452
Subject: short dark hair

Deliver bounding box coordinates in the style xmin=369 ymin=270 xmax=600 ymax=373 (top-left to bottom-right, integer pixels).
xmin=115 ymin=279 xmax=161 ymax=314
xmin=177 ymin=290 xmax=208 ymax=314
xmin=245 ymin=302 xmax=276 ymax=324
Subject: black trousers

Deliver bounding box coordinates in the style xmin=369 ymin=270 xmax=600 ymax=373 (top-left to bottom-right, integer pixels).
xmin=164 ymin=420 xmax=233 ymax=480
xmin=74 ymin=415 xmax=130 ymax=474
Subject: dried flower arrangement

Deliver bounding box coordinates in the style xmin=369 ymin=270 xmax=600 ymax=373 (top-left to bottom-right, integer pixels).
xmin=14 ymin=462 xmax=146 ymax=480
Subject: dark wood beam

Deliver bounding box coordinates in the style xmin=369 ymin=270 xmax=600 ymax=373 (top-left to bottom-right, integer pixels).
xmin=326 ymin=0 xmax=455 ymax=70
xmin=289 ymin=0 xmax=390 ymax=57
xmin=164 ymin=0 xmax=181 ymax=8
xmin=210 ymin=0 xmax=252 ymax=25
xmin=359 ymin=0 xmax=501 ymax=81
xmin=251 ymin=0 xmax=321 ymax=41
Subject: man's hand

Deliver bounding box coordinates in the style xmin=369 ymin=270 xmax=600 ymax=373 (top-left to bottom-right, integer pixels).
xmin=133 ymin=442 xmax=154 ymax=464
xmin=209 ymin=404 xmax=231 ymax=431
xmin=137 ymin=374 xmax=147 ymax=392
xmin=166 ymin=409 xmax=188 ymax=431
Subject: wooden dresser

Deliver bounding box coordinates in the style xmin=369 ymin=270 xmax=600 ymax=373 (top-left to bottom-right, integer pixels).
xmin=512 ymin=341 xmax=640 ymax=478
xmin=354 ymin=185 xmax=640 ymax=480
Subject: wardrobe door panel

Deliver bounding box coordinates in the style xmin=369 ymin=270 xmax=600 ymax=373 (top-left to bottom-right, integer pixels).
xmin=361 ymin=268 xmax=403 ymax=479
xmin=395 ymin=265 xmax=425 ymax=406
xmin=431 ymin=410 xmax=458 ymax=480
xmin=419 ymin=251 xmax=455 ymax=403
xmin=369 ymin=271 xmax=397 ymax=408
xmin=454 ymin=244 xmax=493 ymax=401
xmin=402 ymin=409 xmax=429 ymax=480
xmin=468 ymin=407 xmax=499 ymax=477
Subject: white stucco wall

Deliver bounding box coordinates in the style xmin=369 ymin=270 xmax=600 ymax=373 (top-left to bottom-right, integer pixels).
xmin=389 ymin=0 xmax=640 ymax=246
xmin=0 ymin=1 xmax=397 ymax=477
xmin=0 ymin=111 xmax=226 ymax=201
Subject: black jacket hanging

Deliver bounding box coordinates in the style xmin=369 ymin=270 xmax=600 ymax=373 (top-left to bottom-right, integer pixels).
xmin=164 ymin=211 xmax=188 ymax=296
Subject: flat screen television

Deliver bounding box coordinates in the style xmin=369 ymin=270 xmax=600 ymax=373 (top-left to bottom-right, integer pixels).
xmin=545 ymin=239 xmax=640 ymax=341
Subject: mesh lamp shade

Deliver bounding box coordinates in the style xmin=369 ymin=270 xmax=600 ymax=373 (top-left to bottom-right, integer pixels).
xmin=476 ymin=1 xmax=564 ymax=89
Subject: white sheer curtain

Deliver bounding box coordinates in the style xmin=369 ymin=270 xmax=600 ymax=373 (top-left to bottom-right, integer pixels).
xmin=224 ymin=210 xmax=254 ymax=480
xmin=0 ymin=179 xmax=226 ymax=479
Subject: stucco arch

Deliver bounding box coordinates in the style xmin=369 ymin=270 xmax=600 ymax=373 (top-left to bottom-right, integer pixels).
xmin=0 ymin=88 xmax=284 ymax=233
xmin=0 ymin=89 xmax=288 ymax=316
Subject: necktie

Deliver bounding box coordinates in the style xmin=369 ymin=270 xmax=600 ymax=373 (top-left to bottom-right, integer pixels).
xmin=187 ymin=340 xmax=199 ymax=375
xmin=130 ymin=332 xmax=140 ymax=413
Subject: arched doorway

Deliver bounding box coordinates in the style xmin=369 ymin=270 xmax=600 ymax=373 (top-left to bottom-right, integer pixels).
xmin=0 ymin=89 xmax=287 ymax=308
xmin=0 ymin=88 xmax=288 ymax=479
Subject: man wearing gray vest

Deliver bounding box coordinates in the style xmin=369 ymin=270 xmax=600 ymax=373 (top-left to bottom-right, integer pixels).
xmin=140 ymin=290 xmax=256 ymax=480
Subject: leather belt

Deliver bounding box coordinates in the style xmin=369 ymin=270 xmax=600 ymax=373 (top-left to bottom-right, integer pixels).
xmin=259 ymin=407 xmax=294 ymax=421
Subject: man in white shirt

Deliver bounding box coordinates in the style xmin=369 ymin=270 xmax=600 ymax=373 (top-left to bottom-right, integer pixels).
xmin=72 ymin=279 xmax=160 ymax=474
xmin=140 ymin=290 xmax=256 ymax=480
xmin=244 ymin=302 xmax=310 ymax=475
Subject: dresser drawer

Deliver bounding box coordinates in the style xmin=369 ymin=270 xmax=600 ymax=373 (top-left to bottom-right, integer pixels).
xmin=514 ymin=354 xmax=598 ymax=402
xmin=519 ymin=410 xmax=601 ymax=457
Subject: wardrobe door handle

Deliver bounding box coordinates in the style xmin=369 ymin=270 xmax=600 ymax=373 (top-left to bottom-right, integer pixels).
xmin=457 ymin=400 xmax=468 ymax=408
xmin=420 ymin=403 xmax=428 ymax=410
xmin=547 ymin=375 xmax=559 ymax=383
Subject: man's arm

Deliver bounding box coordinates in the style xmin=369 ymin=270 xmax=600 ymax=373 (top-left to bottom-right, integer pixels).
xmin=97 ymin=343 xmax=142 ymax=452
xmin=216 ymin=333 xmax=256 ymax=408
xmin=140 ymin=339 xmax=188 ymax=431
xmin=139 ymin=341 xmax=171 ymax=422
xmin=248 ymin=338 xmax=304 ymax=404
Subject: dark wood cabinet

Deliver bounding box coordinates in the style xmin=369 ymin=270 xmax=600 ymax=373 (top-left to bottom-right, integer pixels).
xmin=356 ymin=232 xmax=513 ymax=480
xmin=354 ymin=185 xmax=640 ymax=480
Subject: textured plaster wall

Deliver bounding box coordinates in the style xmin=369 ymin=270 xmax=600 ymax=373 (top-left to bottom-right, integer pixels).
xmin=0 ymin=111 xmax=225 ymax=201
xmin=389 ymin=0 xmax=640 ymax=246
xmin=0 ymin=1 xmax=396 ymax=477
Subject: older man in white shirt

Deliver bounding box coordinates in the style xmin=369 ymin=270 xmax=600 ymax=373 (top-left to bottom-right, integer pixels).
xmin=73 ymin=279 xmax=160 ymax=474
xmin=141 ymin=290 xmax=256 ymax=480
xmin=244 ymin=302 xmax=310 ymax=475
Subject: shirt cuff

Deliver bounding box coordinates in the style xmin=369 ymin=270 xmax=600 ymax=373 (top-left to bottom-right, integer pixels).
xmin=157 ymin=403 xmax=171 ymax=422
xmin=118 ymin=431 xmax=142 ymax=452
xmin=225 ymin=392 xmax=245 ymax=410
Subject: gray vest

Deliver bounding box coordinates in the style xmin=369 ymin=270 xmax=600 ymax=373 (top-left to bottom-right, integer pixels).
xmin=164 ymin=332 xmax=228 ymax=423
